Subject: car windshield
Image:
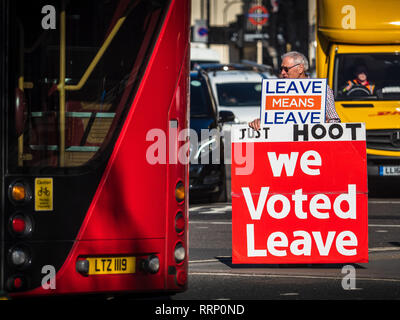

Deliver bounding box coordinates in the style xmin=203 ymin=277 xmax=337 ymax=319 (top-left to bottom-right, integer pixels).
xmin=334 ymin=53 xmax=400 ymax=100
xmin=190 ymin=77 xmax=213 ymax=117
xmin=216 ymin=82 xmax=262 ymax=107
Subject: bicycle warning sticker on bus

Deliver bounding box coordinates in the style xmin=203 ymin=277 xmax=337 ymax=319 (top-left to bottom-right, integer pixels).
xmin=35 ymin=178 xmax=53 ymax=211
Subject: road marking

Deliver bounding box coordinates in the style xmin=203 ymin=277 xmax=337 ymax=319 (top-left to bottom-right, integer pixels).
xmin=190 ymin=221 xmax=400 ymax=228
xmin=369 ymin=200 xmax=400 ymax=204
xmin=189 ymin=199 xmax=400 ymax=211
xmin=189 ymin=204 xmax=231 ymax=215
xmin=190 ymin=246 xmax=400 ymax=264
xmin=369 ymin=247 xmax=400 ymax=252
xmin=369 ymin=224 xmax=400 ymax=228
xmin=189 ymin=221 xmax=231 ymax=225
xmin=190 ymin=259 xmax=220 ymax=264
xmin=189 ymin=271 xmax=400 ymax=283
xmin=189 ymin=199 xmax=400 ymax=213
xmin=280 ymin=292 xmax=299 ymax=296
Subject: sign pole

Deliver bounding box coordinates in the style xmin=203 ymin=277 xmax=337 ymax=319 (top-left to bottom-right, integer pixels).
xmin=248 ymin=3 xmax=268 ymax=64
xmin=256 ymin=0 xmax=262 ymax=64
xmin=257 ymin=24 xmax=262 ymax=64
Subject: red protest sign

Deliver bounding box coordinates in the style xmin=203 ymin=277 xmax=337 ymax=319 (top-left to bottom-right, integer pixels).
xmin=231 ymin=123 xmax=368 ymax=264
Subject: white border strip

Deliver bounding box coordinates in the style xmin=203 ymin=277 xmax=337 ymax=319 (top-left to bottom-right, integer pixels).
xmin=231 ymin=123 xmax=366 ymax=143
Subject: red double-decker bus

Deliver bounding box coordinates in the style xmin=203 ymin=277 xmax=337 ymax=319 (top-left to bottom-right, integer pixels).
xmin=0 ymin=0 xmax=190 ymax=297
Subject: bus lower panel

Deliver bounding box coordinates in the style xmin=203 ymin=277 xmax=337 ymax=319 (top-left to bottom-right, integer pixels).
xmin=7 ymin=238 xmax=181 ymax=297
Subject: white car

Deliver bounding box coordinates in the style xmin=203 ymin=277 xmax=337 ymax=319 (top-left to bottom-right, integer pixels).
xmin=190 ymin=43 xmax=221 ymax=69
xmin=205 ymin=64 xmax=277 ymax=125
xmin=201 ymin=64 xmax=277 ymax=164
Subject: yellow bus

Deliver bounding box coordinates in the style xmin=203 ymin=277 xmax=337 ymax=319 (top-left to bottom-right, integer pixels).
xmin=316 ymin=0 xmax=400 ymax=180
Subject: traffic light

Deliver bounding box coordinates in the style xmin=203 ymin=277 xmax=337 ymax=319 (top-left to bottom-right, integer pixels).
xmin=208 ymin=26 xmax=229 ymax=44
xmin=228 ymin=14 xmax=245 ymax=48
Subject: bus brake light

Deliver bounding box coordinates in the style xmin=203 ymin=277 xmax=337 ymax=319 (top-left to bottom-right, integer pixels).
xmin=12 ymin=216 xmax=26 ymax=233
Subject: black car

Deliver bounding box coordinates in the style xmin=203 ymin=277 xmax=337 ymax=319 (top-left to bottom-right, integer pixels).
xmin=189 ymin=70 xmax=234 ymax=203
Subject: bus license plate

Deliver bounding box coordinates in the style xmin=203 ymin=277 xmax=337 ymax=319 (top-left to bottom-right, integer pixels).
xmin=379 ymin=166 xmax=400 ymax=176
xmin=86 ymin=256 xmax=136 ymax=275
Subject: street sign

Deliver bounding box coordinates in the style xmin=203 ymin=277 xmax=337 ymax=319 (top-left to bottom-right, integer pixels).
xmin=193 ymin=19 xmax=208 ymax=43
xmin=244 ymin=33 xmax=269 ymax=42
xmin=248 ymin=5 xmax=269 ymax=26
xmin=231 ymin=123 xmax=368 ymax=264
xmin=35 ymin=177 xmax=53 ymax=211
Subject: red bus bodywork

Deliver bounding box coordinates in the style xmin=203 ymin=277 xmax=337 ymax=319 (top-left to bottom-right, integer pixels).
xmin=6 ymin=0 xmax=190 ymax=297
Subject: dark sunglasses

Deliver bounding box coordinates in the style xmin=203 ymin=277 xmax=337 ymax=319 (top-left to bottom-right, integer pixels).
xmin=280 ymin=63 xmax=301 ymax=73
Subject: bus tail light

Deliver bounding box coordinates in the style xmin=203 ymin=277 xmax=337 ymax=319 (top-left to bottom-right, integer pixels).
xmin=176 ymin=269 xmax=187 ymax=286
xmin=76 ymin=259 xmax=89 ymax=275
xmin=144 ymin=255 xmax=160 ymax=274
xmin=11 ymin=184 xmax=26 ymax=201
xmin=9 ymin=247 xmax=31 ymax=269
xmin=9 ymin=214 xmax=33 ymax=237
xmin=174 ymin=242 xmax=185 ymax=264
xmin=139 ymin=255 xmax=160 ymax=274
xmin=175 ymin=181 xmax=185 ymax=203
xmin=9 ymin=181 xmax=31 ymax=203
xmin=6 ymin=275 xmax=26 ymax=291
xmin=12 ymin=216 xmax=26 ymax=233
xmin=13 ymin=277 xmax=23 ymax=289
xmin=175 ymin=212 xmax=185 ymax=234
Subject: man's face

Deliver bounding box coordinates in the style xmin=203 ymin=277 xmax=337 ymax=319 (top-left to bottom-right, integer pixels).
xmin=280 ymin=57 xmax=303 ymax=79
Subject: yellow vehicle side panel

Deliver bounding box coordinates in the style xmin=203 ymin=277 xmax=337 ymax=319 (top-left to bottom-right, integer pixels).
xmin=317 ymin=0 xmax=400 ymax=158
xmin=335 ymin=101 xmax=400 ymax=130
xmin=318 ymin=0 xmax=400 ymax=44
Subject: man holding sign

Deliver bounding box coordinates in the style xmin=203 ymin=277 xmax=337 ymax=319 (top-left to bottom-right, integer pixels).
xmin=249 ymin=51 xmax=340 ymax=130
xmin=231 ymin=51 xmax=368 ymax=265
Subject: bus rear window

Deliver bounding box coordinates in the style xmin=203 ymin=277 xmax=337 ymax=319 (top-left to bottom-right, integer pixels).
xmin=9 ymin=0 xmax=165 ymax=171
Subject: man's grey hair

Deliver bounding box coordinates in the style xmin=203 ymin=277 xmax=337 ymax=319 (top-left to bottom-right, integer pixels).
xmin=282 ymin=51 xmax=309 ymax=71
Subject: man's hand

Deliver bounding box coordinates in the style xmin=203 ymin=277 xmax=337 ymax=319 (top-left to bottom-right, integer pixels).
xmin=248 ymin=118 xmax=261 ymax=130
